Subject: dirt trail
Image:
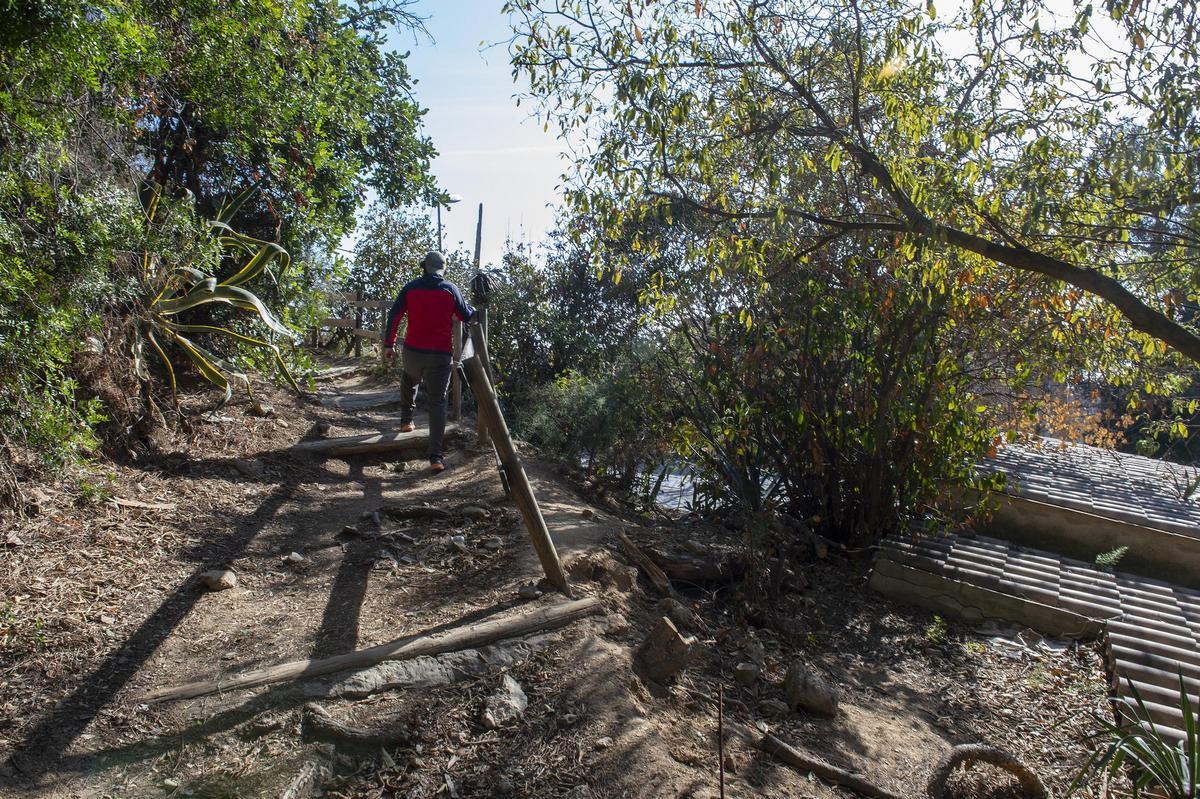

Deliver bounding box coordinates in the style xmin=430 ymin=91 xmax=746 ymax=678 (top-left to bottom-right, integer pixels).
xmin=0 ymin=364 xmax=1112 ymax=798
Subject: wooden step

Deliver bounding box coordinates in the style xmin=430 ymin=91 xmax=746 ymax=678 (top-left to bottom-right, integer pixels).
xmin=291 ymin=425 xmax=461 ymax=457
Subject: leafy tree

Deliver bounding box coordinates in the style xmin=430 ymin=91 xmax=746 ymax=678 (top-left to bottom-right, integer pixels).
xmin=506 ymin=0 xmax=1200 ymax=367
xmin=350 ymin=204 xmax=434 ymax=312
xmin=487 ymin=229 xmax=649 ymax=414
xmin=0 ymin=0 xmax=438 ymax=500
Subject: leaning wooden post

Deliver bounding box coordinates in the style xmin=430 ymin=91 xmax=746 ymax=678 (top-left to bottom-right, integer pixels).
xmin=471 ymin=203 xmax=492 ymax=448
xmin=462 ymin=324 xmax=570 ymax=596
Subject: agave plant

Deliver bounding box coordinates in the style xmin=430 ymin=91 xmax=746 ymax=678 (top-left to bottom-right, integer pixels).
xmin=1071 ymin=673 xmax=1198 ymax=798
xmin=134 ymin=186 xmax=301 ymax=404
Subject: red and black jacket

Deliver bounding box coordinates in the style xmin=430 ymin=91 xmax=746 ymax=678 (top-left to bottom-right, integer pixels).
xmin=383 ymin=274 xmax=475 ymax=354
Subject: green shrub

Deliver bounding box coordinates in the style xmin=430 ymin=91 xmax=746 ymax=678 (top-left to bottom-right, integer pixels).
xmin=1072 ymin=674 xmax=1197 ymax=798
xmin=520 ymin=358 xmax=665 ymax=500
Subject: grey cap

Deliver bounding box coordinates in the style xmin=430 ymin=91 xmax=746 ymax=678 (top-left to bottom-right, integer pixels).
xmin=420 ymin=251 xmax=446 ymax=274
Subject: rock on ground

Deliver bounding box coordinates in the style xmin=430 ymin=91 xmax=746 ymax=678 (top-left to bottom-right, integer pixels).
xmin=656 ymin=597 xmax=699 ymax=631
xmin=784 ymin=661 xmax=838 ymax=716
xmin=734 ymin=661 xmax=760 ymax=686
xmin=482 ymin=674 xmax=528 ymax=729
xmin=199 ymin=569 xmax=238 ymax=591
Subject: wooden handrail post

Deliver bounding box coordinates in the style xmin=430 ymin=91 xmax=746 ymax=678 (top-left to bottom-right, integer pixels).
xmin=353 ymin=286 xmax=364 ymax=358
xmin=462 ymin=324 xmax=570 ymax=596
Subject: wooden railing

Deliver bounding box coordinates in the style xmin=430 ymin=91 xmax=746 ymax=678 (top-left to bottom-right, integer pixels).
xmin=318 ymin=289 xmax=389 ymax=355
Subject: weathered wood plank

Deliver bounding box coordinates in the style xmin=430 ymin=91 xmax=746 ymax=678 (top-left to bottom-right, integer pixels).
xmin=291 ymin=425 xmax=460 ymax=457
xmin=140 ymin=597 xmax=604 ymax=703
xmin=322 ymin=318 xmax=354 ymax=328
xmin=319 ymin=391 xmax=403 ymax=411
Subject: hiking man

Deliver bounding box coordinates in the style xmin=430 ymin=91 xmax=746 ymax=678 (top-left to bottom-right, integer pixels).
xmin=382 ymin=251 xmax=475 ymax=473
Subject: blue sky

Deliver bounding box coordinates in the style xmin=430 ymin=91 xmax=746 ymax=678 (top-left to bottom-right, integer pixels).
xmin=398 ymin=1 xmax=565 ymax=266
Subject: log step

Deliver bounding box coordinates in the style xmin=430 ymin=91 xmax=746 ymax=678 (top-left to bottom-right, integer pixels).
xmin=290 ymin=425 xmax=461 ymax=457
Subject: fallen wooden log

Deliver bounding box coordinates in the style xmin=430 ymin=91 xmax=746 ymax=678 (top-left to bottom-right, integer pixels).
xmin=462 ymin=325 xmax=570 ymax=595
xmin=302 ymin=703 xmax=409 ymax=749
xmin=643 ymin=544 xmax=747 ymax=585
xmin=140 ymin=597 xmax=603 ymax=703
xmin=320 ymin=391 xmax=403 ymax=412
xmin=378 ymin=504 xmax=452 ymax=521
xmin=290 ymin=425 xmax=461 ymax=458
xmin=729 ymin=723 xmax=903 ymax=799
xmin=618 ymin=531 xmax=675 ymax=597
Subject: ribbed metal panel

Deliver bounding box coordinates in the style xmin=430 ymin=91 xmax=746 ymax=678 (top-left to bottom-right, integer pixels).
xmin=979 ymin=436 xmax=1200 ymax=539
xmin=878 ymin=532 xmax=1200 ymax=745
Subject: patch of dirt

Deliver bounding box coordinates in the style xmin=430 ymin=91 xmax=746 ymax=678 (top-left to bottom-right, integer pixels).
xmin=0 ymin=357 xmax=1113 ymax=798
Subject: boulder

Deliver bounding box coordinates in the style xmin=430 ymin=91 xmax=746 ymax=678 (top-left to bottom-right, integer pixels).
xmin=461 ymin=505 xmax=489 ymax=521
xmin=783 ymin=661 xmax=838 ymax=716
xmin=733 ymin=661 xmax=760 ymax=687
xmin=234 ymin=458 xmax=265 ymax=478
xmin=656 ymin=597 xmax=699 ymax=631
xmin=481 ymin=674 xmax=527 ymax=729
xmin=199 ymin=569 xmax=238 ymax=591
xmin=757 ymin=698 xmax=790 ymax=718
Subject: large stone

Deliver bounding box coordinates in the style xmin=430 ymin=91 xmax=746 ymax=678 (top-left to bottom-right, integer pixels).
xmin=783 ymin=661 xmax=838 ymax=716
xmin=636 ymin=616 xmax=696 ymax=683
xmin=610 ymin=565 xmax=638 ymax=593
xmin=481 ymin=674 xmax=527 ymax=729
xmin=233 ymin=458 xmax=266 ymax=478
xmin=461 ymin=505 xmax=490 ymax=521
xmin=733 ymin=662 xmax=760 ymax=687
xmin=656 ymin=598 xmax=699 ymax=631
xmin=199 ymin=569 xmax=238 ymax=591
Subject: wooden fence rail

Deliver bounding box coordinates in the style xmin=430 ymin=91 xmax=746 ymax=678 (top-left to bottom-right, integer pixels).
xmin=316 ymin=289 xmax=389 ymax=355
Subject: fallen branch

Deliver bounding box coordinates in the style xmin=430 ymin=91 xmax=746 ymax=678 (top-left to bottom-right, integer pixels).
xmin=140 ymin=597 xmax=604 ymax=703
xmin=730 ymin=723 xmax=903 ymax=799
xmin=618 ymin=531 xmax=675 ymax=596
xmin=302 ymin=703 xmax=409 ymax=749
xmin=378 ymin=504 xmax=452 ymax=521
xmin=926 ymin=743 xmax=1047 ymax=799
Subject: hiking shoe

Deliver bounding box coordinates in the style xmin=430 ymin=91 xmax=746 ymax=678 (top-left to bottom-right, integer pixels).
xmin=430 ymin=458 xmax=446 ymax=474
xmin=399 ymin=421 xmax=415 ymax=433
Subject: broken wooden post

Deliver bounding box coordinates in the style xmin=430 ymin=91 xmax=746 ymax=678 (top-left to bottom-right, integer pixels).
xmin=636 ymin=615 xmax=696 ymax=683
xmin=462 ymin=323 xmax=570 ymax=596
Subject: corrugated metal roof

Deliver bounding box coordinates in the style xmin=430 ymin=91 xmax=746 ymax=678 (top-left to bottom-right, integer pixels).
xmin=979 ymin=437 xmax=1200 ymax=539
xmin=879 ymin=533 xmax=1200 ymax=745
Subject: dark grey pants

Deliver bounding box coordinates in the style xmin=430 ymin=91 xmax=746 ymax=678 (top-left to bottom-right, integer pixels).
xmin=399 ymin=347 xmax=454 ymax=460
